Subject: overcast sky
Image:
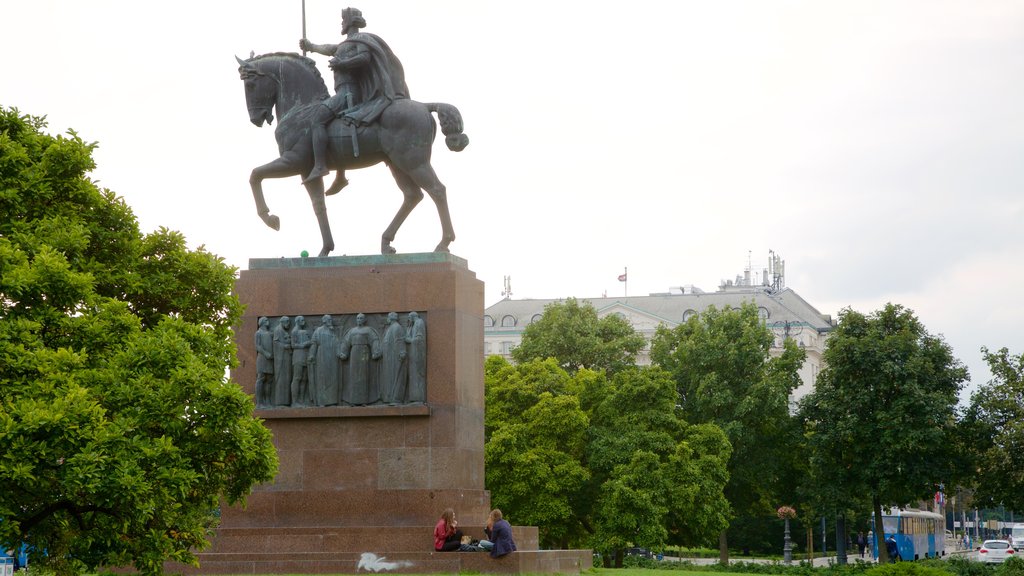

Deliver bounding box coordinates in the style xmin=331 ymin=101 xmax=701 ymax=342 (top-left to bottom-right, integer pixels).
xmin=6 ymin=1 xmax=1023 ymax=397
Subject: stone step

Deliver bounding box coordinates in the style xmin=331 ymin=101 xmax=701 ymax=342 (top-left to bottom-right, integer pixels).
xmin=207 ymin=525 xmax=539 ymax=554
xmin=170 ymin=549 xmax=592 ymax=575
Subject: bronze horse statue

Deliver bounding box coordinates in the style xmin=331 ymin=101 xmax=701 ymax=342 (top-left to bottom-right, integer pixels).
xmin=236 ymin=52 xmax=468 ymax=256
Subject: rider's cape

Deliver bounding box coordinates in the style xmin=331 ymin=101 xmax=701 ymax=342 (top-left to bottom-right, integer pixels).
xmin=342 ymin=32 xmax=410 ymax=126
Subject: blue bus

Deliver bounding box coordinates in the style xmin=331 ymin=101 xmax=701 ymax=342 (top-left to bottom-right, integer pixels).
xmin=1 ymin=542 xmax=28 ymax=572
xmin=873 ymin=508 xmax=945 ymax=560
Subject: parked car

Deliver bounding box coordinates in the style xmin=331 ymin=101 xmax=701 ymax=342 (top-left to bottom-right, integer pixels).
xmin=978 ymin=540 xmax=1015 ymax=563
xmin=625 ymin=547 xmax=653 ymax=558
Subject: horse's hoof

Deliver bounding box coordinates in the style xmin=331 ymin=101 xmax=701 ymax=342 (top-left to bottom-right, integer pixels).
xmin=434 ymin=243 xmax=451 ymax=253
xmin=318 ymin=248 xmax=331 ymax=257
xmin=381 ymin=246 xmax=397 ymax=255
xmin=266 ymin=215 xmax=281 ymax=231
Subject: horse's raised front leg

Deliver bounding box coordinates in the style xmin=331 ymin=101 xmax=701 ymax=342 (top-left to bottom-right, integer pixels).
xmin=406 ymin=164 xmax=455 ymax=253
xmin=302 ymin=177 xmax=335 ymax=257
xmin=249 ymin=154 xmax=306 ymax=231
xmin=381 ymin=166 xmax=425 ymax=254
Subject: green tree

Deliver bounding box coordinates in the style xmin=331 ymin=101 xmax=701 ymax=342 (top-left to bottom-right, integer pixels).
xmin=961 ymin=347 xmax=1024 ymax=512
xmin=483 ymin=357 xmax=731 ymax=556
xmin=585 ymin=367 xmax=732 ymax=564
xmin=510 ymin=297 xmax=646 ymax=375
xmin=650 ymin=302 xmax=805 ymax=561
xmin=798 ymin=303 xmax=967 ymax=563
xmin=484 ymin=357 xmax=590 ymax=547
xmin=0 ymin=108 xmax=278 ymax=575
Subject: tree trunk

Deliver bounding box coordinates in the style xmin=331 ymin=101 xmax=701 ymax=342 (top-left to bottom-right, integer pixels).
xmin=873 ymin=496 xmax=889 ymax=563
xmin=718 ymin=530 xmax=729 ymax=565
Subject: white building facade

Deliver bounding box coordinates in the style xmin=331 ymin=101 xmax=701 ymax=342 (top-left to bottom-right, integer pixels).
xmin=484 ymin=269 xmax=835 ymax=402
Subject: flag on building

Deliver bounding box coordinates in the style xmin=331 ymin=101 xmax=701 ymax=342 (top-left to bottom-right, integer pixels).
xmin=617 ymin=273 xmax=627 ymax=282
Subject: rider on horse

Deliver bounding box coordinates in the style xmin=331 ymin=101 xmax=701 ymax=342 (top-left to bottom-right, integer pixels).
xmin=299 ymin=7 xmax=410 ymax=188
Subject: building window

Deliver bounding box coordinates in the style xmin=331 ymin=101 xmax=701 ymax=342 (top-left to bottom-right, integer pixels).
xmin=484 ymin=341 xmax=492 ymax=354
xmin=531 ymin=314 xmax=543 ymax=323
xmin=501 ymin=341 xmax=513 ymax=355
xmin=682 ymin=309 xmax=697 ymax=322
xmin=484 ymin=315 xmax=494 ymax=327
xmin=758 ymin=307 xmax=770 ymax=323
xmin=501 ymin=315 xmax=516 ymax=327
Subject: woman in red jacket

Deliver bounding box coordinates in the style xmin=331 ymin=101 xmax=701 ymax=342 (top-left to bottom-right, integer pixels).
xmin=433 ymin=508 xmax=463 ymax=552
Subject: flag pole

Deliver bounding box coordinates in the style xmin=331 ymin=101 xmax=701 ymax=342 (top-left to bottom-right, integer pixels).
xmin=624 ymin=267 xmax=628 ymax=297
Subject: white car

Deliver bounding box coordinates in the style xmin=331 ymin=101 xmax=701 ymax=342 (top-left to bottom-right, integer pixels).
xmin=978 ymin=540 xmax=1015 ymax=563
xmin=1010 ymin=524 xmax=1024 ymax=551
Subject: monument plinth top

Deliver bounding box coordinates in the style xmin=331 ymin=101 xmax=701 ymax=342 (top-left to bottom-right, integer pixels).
xmin=248 ymin=252 xmax=469 ymax=271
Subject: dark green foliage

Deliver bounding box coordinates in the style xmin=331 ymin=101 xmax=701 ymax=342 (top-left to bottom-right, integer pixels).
xmin=484 ymin=359 xmax=731 ymax=553
xmin=484 ymin=357 xmax=591 ymax=547
xmin=798 ymin=304 xmax=967 ymax=562
xmin=650 ymin=302 xmax=805 ymax=555
xmin=862 ymin=562 xmax=956 ymax=576
xmin=961 ymin=347 xmax=1024 ymax=511
xmin=510 ymin=297 xmax=646 ymax=375
xmin=945 ymin=555 xmax=995 ymax=576
xmin=0 ymin=107 xmax=278 ymax=575
xmin=997 ymin=556 xmax=1024 ymax=576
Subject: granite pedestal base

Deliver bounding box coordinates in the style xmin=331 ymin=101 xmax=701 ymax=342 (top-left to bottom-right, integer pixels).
xmin=183 ymin=254 xmax=590 ymax=574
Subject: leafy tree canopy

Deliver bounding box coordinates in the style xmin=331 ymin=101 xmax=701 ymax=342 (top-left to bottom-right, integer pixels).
xmin=0 ymin=108 xmax=277 ymax=575
xmin=484 ymin=357 xmax=731 ymax=555
xmin=798 ymin=303 xmax=967 ymax=562
xmin=510 ymin=297 xmax=646 ymax=375
xmin=650 ymin=302 xmax=805 ymax=553
xmin=484 ymin=357 xmax=590 ymax=547
xmin=962 ymin=346 xmax=1024 ymax=511
xmin=586 ymin=366 xmax=732 ymax=556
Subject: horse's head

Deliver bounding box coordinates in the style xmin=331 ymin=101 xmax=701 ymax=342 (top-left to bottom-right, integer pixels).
xmin=236 ymin=53 xmax=330 ymax=128
xmin=237 ymin=55 xmax=277 ymax=127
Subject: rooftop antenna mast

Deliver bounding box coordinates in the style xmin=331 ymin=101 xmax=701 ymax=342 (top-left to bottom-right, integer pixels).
xmin=502 ymin=276 xmax=513 ymax=300
xmin=768 ymin=250 xmax=785 ymax=292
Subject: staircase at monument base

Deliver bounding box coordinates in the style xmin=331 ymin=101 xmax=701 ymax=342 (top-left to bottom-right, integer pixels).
xmin=170 ymin=525 xmax=592 ymax=574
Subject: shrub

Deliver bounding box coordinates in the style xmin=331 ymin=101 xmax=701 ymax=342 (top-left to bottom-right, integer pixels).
xmin=945 ymin=555 xmax=993 ymax=576
xmin=864 ymin=560 xmax=958 ymax=576
xmin=996 ymin=556 xmax=1024 ymax=576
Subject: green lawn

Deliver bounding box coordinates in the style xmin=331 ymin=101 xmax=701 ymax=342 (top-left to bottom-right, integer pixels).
xmin=587 ymin=570 xmax=720 ymax=576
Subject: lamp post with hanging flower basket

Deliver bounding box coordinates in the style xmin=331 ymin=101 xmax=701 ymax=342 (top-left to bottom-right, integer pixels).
xmin=778 ymin=506 xmax=797 ymax=564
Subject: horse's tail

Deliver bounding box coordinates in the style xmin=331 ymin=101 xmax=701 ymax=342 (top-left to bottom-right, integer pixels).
xmin=427 ymin=103 xmax=469 ymax=152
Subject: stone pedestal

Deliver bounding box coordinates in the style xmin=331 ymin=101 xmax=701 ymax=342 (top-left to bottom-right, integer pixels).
xmin=181 ymin=254 xmax=590 ymax=574
xmin=206 ymin=255 xmax=486 ymax=561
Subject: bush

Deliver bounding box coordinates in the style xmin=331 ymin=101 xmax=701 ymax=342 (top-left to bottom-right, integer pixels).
xmin=996 ymin=556 xmax=1024 ymax=576
xmin=945 ymin=555 xmax=993 ymax=576
xmin=864 ymin=561 xmax=957 ymax=576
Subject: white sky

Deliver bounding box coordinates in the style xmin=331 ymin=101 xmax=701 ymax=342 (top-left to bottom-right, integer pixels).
xmin=5 ymin=1 xmax=1023 ymax=397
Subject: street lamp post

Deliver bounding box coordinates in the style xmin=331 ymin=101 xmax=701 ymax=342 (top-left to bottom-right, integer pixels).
xmin=778 ymin=506 xmax=797 ymax=564
xmin=784 ymin=518 xmax=794 ymax=564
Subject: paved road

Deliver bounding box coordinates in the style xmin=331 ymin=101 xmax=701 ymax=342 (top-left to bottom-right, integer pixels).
xmin=669 ymin=548 xmax=971 ymax=567
xmin=665 ymin=555 xmax=873 ymax=567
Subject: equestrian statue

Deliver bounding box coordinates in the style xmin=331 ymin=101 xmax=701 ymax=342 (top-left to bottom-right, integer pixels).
xmin=237 ymin=7 xmax=469 ymax=257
